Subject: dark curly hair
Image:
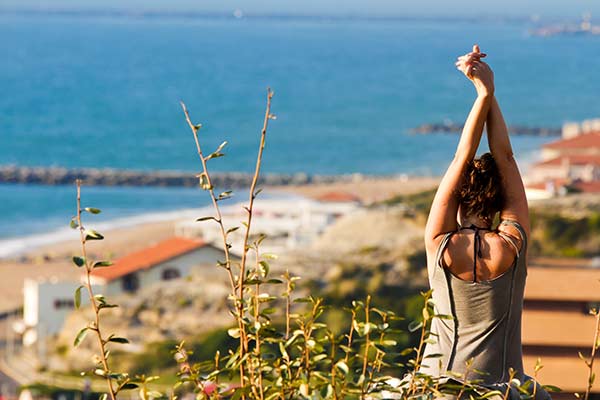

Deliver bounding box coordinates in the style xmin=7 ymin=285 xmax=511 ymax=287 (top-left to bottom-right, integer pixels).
xmin=458 ymin=152 xmax=504 ymax=224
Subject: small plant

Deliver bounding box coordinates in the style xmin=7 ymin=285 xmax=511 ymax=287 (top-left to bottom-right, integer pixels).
xmin=71 ymin=180 xmax=140 ymax=400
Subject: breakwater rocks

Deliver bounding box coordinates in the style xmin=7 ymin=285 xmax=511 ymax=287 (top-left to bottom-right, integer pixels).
xmin=411 ymin=122 xmax=561 ymax=136
xmin=0 ymin=165 xmax=363 ymax=188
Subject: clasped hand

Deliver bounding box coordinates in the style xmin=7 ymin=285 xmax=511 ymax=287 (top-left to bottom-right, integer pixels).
xmin=456 ymin=44 xmax=495 ymax=97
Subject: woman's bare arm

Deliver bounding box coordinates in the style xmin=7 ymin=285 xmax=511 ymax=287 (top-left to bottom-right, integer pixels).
xmin=486 ymin=96 xmax=530 ymax=235
xmin=424 ymin=60 xmax=494 ymax=250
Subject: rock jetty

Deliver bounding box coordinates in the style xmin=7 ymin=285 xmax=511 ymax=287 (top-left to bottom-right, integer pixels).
xmin=0 ymin=165 xmax=364 ymax=188
xmin=410 ymin=122 xmax=560 ymax=136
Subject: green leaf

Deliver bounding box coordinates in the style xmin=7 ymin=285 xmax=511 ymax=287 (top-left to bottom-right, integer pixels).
xmin=84 ymin=207 xmax=101 ymax=214
xmin=72 ymin=256 xmax=86 ymax=267
xmin=479 ymin=391 xmax=505 ymax=399
xmin=542 ymin=385 xmax=561 ymax=393
xmin=69 ymin=218 xmax=79 ymax=229
xmin=205 ymin=152 xmax=224 ymax=161
xmin=335 ymin=361 xmax=349 ymax=375
xmin=84 ymin=229 xmax=104 ymax=241
xmin=214 ymin=140 xmax=228 ymax=153
xmin=120 ymin=383 xmax=139 ymax=390
xmin=93 ymin=261 xmax=113 ymax=268
xmin=226 ymin=226 xmax=239 ymax=234
xmin=108 ymin=336 xmax=129 ymax=344
xmin=279 ymin=342 xmax=289 ymax=359
xmin=196 ymin=216 xmax=217 ymax=223
xmin=259 ymin=261 xmax=270 ymax=277
xmin=74 ymin=327 xmax=88 ymax=347
xmin=400 ymin=348 xmax=415 ymax=356
xmin=74 ymin=286 xmax=83 ymax=309
xmin=99 ymin=394 xmax=107 ymax=400
xmin=408 ymin=320 xmax=423 ymax=333
xmin=228 ymin=328 xmax=241 ymax=338
xmin=218 ymin=191 xmax=233 ymax=201
xmin=198 ymin=173 xmax=212 ymax=190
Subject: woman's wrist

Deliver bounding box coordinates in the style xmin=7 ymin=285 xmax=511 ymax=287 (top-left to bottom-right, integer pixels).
xmin=476 ymin=87 xmax=494 ymax=99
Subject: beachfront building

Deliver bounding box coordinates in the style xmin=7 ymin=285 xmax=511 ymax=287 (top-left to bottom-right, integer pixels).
xmin=88 ymin=237 xmax=229 ymax=296
xmin=175 ymin=192 xmax=361 ymax=254
xmin=526 ymin=123 xmax=600 ymax=198
xmin=19 ymin=237 xmax=229 ymax=346
xmin=21 ymin=278 xmax=81 ymax=346
xmin=522 ymin=258 xmax=600 ymax=398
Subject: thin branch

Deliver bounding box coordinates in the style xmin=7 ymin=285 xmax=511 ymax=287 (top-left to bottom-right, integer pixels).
xmin=76 ymin=180 xmax=117 ymax=400
xmin=180 ymin=101 xmax=247 ymax=391
xmin=238 ymin=88 xmax=275 ymax=340
xmin=584 ymin=309 xmax=600 ymax=400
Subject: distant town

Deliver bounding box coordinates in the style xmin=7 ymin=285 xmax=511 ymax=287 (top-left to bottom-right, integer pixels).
xmin=531 ymin=13 xmax=600 ymax=36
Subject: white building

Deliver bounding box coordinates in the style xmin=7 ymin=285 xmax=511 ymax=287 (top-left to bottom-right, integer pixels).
xmin=21 ymin=237 xmax=229 ymax=345
xmin=88 ymin=237 xmax=228 ymax=296
xmin=175 ymin=192 xmax=361 ymax=254
xmin=22 ymin=278 xmax=81 ymax=346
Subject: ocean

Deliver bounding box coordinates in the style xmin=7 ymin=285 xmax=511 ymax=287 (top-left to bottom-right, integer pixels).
xmin=1 ymin=12 xmax=599 ymax=251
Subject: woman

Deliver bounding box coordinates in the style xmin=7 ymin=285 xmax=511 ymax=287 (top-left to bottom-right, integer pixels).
xmin=420 ymin=46 xmax=550 ymax=399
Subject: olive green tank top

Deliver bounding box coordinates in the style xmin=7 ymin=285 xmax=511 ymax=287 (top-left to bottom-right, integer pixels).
xmin=420 ymin=219 xmax=548 ymax=399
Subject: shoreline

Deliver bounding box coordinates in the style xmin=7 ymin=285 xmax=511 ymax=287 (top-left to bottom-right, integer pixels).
xmin=0 ymin=175 xmax=439 ymax=260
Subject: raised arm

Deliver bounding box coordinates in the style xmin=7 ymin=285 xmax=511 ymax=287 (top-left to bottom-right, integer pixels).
xmin=486 ymin=96 xmax=530 ymax=235
xmin=424 ymin=60 xmax=494 ymax=249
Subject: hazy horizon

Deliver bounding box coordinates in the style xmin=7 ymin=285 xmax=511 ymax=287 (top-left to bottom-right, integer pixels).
xmin=1 ymin=0 xmax=600 ymax=19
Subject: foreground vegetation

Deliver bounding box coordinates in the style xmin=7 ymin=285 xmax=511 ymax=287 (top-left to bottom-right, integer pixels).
xmin=63 ymin=91 xmax=599 ymax=399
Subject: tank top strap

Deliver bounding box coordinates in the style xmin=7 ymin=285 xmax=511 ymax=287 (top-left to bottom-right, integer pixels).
xmin=459 ymin=224 xmax=488 ymax=283
xmin=499 ymin=219 xmax=528 ymax=257
xmin=434 ymin=231 xmax=455 ymax=269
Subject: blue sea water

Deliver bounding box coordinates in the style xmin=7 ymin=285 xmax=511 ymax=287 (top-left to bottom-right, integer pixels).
xmin=1 ymin=12 xmax=600 ymax=244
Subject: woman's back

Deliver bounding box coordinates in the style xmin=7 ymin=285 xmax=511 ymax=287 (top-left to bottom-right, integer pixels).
xmin=420 ymin=220 xmax=527 ymax=384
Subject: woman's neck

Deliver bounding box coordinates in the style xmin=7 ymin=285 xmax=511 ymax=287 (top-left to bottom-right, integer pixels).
xmin=460 ymin=215 xmax=491 ymax=229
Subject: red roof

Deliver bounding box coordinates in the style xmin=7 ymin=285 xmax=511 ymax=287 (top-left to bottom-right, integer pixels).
xmin=316 ymin=191 xmax=361 ymax=203
xmin=90 ymin=237 xmax=209 ymax=282
xmin=543 ymin=132 xmax=600 ymax=150
xmin=534 ymin=154 xmax=600 ymax=167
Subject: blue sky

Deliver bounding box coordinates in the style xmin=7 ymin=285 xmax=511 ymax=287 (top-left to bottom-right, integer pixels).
xmin=2 ymin=0 xmax=600 ymax=18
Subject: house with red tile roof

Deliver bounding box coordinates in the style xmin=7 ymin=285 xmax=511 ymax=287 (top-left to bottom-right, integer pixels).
xmin=20 ymin=237 xmax=231 ymax=345
xmin=88 ymin=237 xmax=230 ymax=295
xmin=527 ymin=130 xmax=600 ymax=197
xmin=315 ymin=191 xmax=362 ymax=204
xmin=541 ymin=131 xmax=600 ymax=159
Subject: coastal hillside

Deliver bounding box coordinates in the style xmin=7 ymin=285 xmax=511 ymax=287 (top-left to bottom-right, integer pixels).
xmin=50 ymin=200 xmax=428 ymax=373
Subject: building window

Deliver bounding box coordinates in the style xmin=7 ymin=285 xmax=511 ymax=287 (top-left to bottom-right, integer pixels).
xmin=54 ymin=299 xmax=75 ymax=309
xmin=122 ymin=273 xmax=140 ymax=293
xmin=162 ymin=268 xmax=181 ymax=281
